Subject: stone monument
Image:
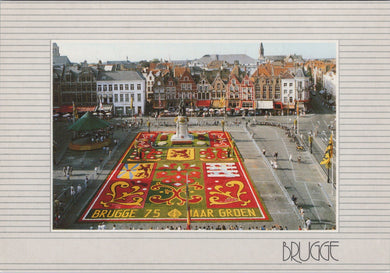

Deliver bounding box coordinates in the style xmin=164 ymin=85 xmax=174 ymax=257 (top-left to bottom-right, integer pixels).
xmin=171 ymin=98 xmax=193 ymax=144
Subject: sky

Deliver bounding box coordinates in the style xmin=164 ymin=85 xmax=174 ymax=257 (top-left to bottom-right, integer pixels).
xmin=54 ymin=41 xmax=336 ymax=63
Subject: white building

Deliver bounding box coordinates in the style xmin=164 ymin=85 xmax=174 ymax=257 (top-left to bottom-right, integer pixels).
xmin=97 ymin=71 xmax=146 ymax=116
xmin=323 ymin=70 xmax=337 ymax=98
xmin=281 ymin=76 xmax=295 ymax=106
xmin=143 ymin=70 xmax=158 ymax=102
xmin=294 ymin=68 xmax=310 ymax=102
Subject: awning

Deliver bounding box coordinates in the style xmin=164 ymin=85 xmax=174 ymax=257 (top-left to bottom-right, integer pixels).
xmin=257 ymin=101 xmax=274 ymax=109
xmin=197 ymin=100 xmax=211 ymax=107
xmin=274 ymin=101 xmax=283 ymax=109
xmin=54 ymin=105 xmax=95 ymax=114
xmin=77 ymin=106 xmax=95 ymax=113
xmin=95 ymin=105 xmax=113 ymax=112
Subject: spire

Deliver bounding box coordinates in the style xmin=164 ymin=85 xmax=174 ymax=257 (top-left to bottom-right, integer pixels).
xmin=259 ymin=42 xmax=264 ymax=60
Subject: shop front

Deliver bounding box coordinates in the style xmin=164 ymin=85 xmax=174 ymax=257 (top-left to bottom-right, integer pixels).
xmin=256 ymin=100 xmax=274 ymax=115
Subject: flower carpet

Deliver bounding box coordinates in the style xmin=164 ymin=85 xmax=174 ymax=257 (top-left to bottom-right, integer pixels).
xmin=80 ymin=131 xmax=271 ymax=223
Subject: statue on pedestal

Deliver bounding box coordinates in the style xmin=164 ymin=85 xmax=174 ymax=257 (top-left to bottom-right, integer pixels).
xmin=172 ymin=97 xmax=193 ymax=143
xmin=178 ymin=97 xmax=186 ymax=116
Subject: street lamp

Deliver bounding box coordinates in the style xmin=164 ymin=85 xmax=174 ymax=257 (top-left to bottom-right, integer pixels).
xmin=177 ymin=166 xmax=191 ymax=230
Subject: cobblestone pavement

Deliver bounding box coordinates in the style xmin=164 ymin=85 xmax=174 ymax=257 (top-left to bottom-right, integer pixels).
xmin=53 ymin=116 xmax=336 ymax=231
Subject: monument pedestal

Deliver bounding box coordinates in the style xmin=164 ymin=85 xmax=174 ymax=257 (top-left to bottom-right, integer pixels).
xmin=171 ymin=116 xmax=193 ymax=144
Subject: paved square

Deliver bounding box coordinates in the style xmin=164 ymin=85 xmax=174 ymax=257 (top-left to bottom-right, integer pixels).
xmin=80 ymin=131 xmax=270 ymax=223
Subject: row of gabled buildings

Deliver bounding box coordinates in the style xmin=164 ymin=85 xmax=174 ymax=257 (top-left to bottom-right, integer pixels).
xmin=53 ymin=43 xmax=335 ymax=117
xmin=142 ymin=62 xmax=311 ymax=116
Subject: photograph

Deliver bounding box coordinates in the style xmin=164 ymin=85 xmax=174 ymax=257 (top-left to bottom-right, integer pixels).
xmin=2 ymin=1 xmax=390 ymax=272
xmin=52 ymin=41 xmax=337 ymax=231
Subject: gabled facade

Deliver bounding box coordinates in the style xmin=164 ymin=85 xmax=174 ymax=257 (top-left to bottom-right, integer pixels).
xmin=210 ymin=73 xmax=227 ymax=108
xmin=176 ymin=69 xmax=197 ymax=108
xmin=239 ymin=74 xmax=255 ymax=109
xmin=226 ymin=74 xmax=241 ymax=109
xmin=294 ymin=68 xmax=310 ymax=102
xmin=152 ymin=75 xmax=166 ymax=111
xmin=145 ymin=71 xmax=157 ymax=102
xmin=165 ymin=74 xmax=177 ymax=109
xmin=53 ymin=62 xmax=98 ymax=107
xmin=196 ymin=74 xmax=212 ymax=108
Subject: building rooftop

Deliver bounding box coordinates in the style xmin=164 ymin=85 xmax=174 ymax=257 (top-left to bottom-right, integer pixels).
xmin=196 ymin=54 xmax=256 ymax=65
xmin=98 ymin=71 xmax=145 ymax=81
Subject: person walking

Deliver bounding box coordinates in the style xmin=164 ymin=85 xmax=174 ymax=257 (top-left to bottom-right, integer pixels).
xmin=305 ymin=218 xmax=311 ymax=230
xmin=76 ymin=184 xmax=81 ymax=195
xmin=84 ymin=175 xmax=89 ymax=188
xmin=299 ymin=207 xmax=305 ymax=219
xmin=289 ymin=154 xmax=293 ymax=162
xmin=70 ymin=186 xmax=75 ymax=200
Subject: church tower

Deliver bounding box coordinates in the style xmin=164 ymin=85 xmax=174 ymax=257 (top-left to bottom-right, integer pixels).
xmin=259 ymin=42 xmax=264 ymax=60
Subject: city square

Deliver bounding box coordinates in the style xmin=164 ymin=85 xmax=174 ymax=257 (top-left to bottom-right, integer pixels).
xmin=53 ymin=42 xmax=336 ymax=231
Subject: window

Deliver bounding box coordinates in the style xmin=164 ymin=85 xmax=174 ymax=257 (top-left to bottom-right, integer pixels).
xmin=284 ymin=89 xmax=288 ymax=94
xmin=131 ymin=94 xmax=134 ymax=102
xmin=137 ymin=93 xmax=141 ymax=102
xmin=125 ymin=94 xmax=129 ymax=102
xmin=284 ymin=83 xmax=287 ymax=87
xmin=114 ymin=94 xmax=118 ymax=102
xmin=131 ymin=84 xmax=134 ymax=90
xmin=98 ymin=85 xmax=102 ymax=91
xmin=125 ymin=84 xmax=129 ymax=90
xmin=289 ymin=97 xmax=293 ymax=103
xmin=120 ymin=94 xmax=124 ymax=102
xmin=137 ymin=84 xmax=141 ymax=90
xmin=103 ymin=85 xmax=107 ymax=91
xmin=120 ymin=84 xmax=123 ymax=90
xmin=114 ymin=84 xmax=118 ymax=90
xmin=109 ymin=85 xmax=113 ymax=91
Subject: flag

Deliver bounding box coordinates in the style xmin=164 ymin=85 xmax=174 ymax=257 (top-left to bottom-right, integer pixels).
xmin=219 ymin=96 xmax=225 ymax=108
xmin=296 ymin=101 xmax=299 ymax=116
xmin=130 ymin=95 xmax=134 ymax=109
xmin=320 ymin=134 xmax=333 ymax=168
xmin=186 ymin=204 xmax=191 ymax=230
xmin=72 ymin=101 xmax=78 ymax=120
xmin=186 ymin=181 xmax=191 ymax=230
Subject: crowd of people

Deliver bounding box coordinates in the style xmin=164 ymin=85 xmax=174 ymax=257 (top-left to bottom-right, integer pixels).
xmin=88 ymin=223 xmax=295 ymax=231
xmin=88 ymin=223 xmax=336 ymax=231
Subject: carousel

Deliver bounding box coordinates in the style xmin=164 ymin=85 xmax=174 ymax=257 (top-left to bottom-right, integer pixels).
xmin=67 ymin=112 xmax=112 ymax=151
